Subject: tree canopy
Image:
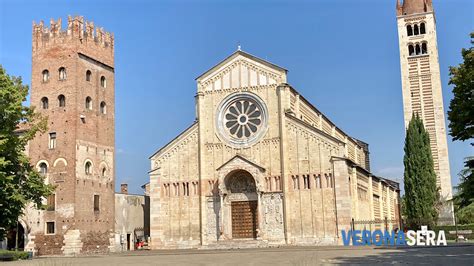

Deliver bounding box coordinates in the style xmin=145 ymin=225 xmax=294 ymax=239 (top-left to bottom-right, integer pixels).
xmin=0 ymin=65 xmax=53 ymax=238
xmin=448 ymin=32 xmax=474 ymax=145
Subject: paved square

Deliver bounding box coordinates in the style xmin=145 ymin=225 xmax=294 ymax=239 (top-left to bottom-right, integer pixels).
xmin=10 ymin=245 xmax=474 ymax=265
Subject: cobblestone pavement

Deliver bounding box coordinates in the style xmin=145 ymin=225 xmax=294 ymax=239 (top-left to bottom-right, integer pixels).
xmin=9 ymin=244 xmax=474 ymax=265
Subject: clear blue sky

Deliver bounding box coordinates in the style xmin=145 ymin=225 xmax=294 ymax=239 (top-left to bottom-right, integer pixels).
xmin=1 ymin=0 xmax=472 ymax=194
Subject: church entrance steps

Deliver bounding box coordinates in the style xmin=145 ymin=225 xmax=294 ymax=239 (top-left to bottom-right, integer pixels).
xmin=201 ymin=239 xmax=269 ymax=250
xmin=61 ymin=230 xmax=83 ymax=256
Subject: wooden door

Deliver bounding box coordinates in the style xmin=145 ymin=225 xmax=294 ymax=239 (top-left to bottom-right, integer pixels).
xmin=231 ymin=201 xmax=258 ymax=239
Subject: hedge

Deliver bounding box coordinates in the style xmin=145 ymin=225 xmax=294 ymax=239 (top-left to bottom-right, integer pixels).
xmin=434 ymin=224 xmax=474 ymax=240
xmin=0 ymin=250 xmax=29 ymax=261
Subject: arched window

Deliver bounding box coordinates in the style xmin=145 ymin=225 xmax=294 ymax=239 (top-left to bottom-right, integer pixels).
xmin=39 ymin=162 xmax=48 ymax=175
xmin=408 ymin=45 xmax=415 ymax=56
xmin=101 ymin=167 xmax=107 ymax=177
xmin=58 ymin=95 xmax=66 ymax=107
xmin=100 ymin=101 xmax=106 ymax=114
xmin=86 ymin=70 xmax=92 ymax=82
xmin=100 ymin=76 xmax=107 ymax=88
xmin=41 ymin=97 xmax=49 ymax=109
xmin=414 ymin=24 xmax=419 ymax=35
xmin=85 ymin=97 xmax=92 ymax=110
xmin=420 ymin=22 xmax=426 ymax=34
xmin=85 ymin=162 xmax=92 ymax=175
xmin=422 ymin=42 xmax=428 ymax=54
xmin=58 ymin=67 xmax=66 ymax=80
xmin=406 ymin=25 xmax=413 ymax=36
xmin=415 ymin=44 xmax=421 ymax=55
xmin=42 ymin=70 xmax=49 ymax=82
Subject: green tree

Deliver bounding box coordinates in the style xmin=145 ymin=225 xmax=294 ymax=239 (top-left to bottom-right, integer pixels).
xmin=448 ymin=32 xmax=474 ymax=145
xmin=0 ymin=65 xmax=53 ymax=239
xmin=403 ymin=114 xmax=438 ymax=229
xmin=448 ymin=33 xmax=474 ymax=225
xmin=453 ymin=158 xmax=474 ymax=210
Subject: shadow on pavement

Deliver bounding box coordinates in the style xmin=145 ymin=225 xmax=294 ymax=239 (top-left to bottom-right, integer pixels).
xmin=331 ymin=245 xmax=474 ymax=265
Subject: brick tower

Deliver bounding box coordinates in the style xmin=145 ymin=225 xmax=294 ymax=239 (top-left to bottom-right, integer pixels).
xmin=26 ymin=16 xmax=115 ymax=255
xmin=396 ymin=0 xmax=454 ymax=223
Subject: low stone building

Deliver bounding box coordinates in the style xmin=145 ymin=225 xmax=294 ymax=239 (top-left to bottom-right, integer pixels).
xmin=114 ymin=184 xmax=149 ymax=251
xmin=148 ymin=50 xmax=401 ymax=249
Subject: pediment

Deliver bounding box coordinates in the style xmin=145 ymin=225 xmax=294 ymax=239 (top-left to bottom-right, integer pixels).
xmin=197 ymin=50 xmax=287 ymax=92
xmin=216 ymin=154 xmax=265 ymax=173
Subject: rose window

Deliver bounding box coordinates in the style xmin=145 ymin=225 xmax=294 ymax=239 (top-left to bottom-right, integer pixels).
xmin=217 ymin=93 xmax=268 ymax=147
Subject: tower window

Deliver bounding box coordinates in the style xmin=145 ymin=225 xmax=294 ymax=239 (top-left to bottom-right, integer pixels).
xmin=42 ymin=70 xmax=49 ymax=82
xmin=406 ymin=25 xmax=413 ymax=36
xmin=85 ymin=97 xmax=92 ymax=110
xmin=101 ymin=167 xmax=107 ymax=177
xmin=94 ymin=195 xmax=100 ymax=213
xmin=408 ymin=45 xmax=414 ymax=56
xmin=47 ymin=194 xmax=55 ymax=211
xmin=100 ymin=76 xmax=107 ymax=88
xmin=100 ymin=101 xmax=107 ymax=114
xmin=58 ymin=95 xmax=66 ymax=107
xmin=420 ymin=23 xmax=426 ymax=34
xmin=415 ymin=44 xmax=421 ymax=55
xmin=41 ymin=97 xmax=49 ymax=109
xmin=39 ymin=162 xmax=48 ymax=176
xmin=85 ymin=161 xmax=92 ymax=175
xmin=46 ymin=222 xmax=55 ymax=234
xmin=58 ymin=67 xmax=66 ymax=80
xmin=413 ymin=24 xmax=419 ymax=35
xmin=48 ymin=132 xmax=57 ymax=149
xmin=422 ymin=42 xmax=428 ymax=54
xmin=86 ymin=70 xmax=92 ymax=82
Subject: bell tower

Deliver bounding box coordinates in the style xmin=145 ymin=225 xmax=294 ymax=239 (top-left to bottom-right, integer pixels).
xmin=28 ymin=16 xmax=115 ymax=254
xmin=396 ymin=0 xmax=454 ymax=223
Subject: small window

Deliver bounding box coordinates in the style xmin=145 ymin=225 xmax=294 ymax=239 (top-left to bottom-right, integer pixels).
xmin=86 ymin=70 xmax=92 ymax=82
xmin=39 ymin=162 xmax=48 ymax=175
xmin=422 ymin=42 xmax=428 ymax=54
xmin=101 ymin=167 xmax=106 ymax=177
xmin=100 ymin=101 xmax=106 ymax=114
xmin=406 ymin=25 xmax=413 ymax=36
xmin=303 ymin=175 xmax=310 ymax=189
xmin=58 ymin=95 xmax=66 ymax=107
xmin=48 ymin=132 xmax=56 ymax=149
xmin=100 ymin=76 xmax=106 ymax=88
xmin=47 ymin=194 xmax=55 ymax=211
xmin=85 ymin=161 xmax=92 ymax=175
xmin=420 ymin=23 xmax=426 ymax=34
xmin=42 ymin=70 xmax=49 ymax=82
xmin=414 ymin=24 xmax=419 ymax=35
xmin=94 ymin=195 xmax=100 ymax=212
xmin=46 ymin=222 xmax=55 ymax=234
xmin=58 ymin=67 xmax=66 ymax=80
xmin=85 ymin=97 xmax=92 ymax=110
xmin=41 ymin=97 xmax=49 ymax=109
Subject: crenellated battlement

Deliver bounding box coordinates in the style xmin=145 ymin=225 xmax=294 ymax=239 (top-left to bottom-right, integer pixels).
xmin=32 ymin=16 xmax=114 ymax=56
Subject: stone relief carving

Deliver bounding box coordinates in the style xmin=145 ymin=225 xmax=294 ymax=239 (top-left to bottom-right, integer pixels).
xmin=261 ymin=193 xmax=284 ymax=239
xmin=206 ymin=197 xmax=220 ymax=242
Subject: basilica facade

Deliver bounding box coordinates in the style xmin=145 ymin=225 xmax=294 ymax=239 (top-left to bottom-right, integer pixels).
xmin=149 ymin=50 xmax=400 ymax=248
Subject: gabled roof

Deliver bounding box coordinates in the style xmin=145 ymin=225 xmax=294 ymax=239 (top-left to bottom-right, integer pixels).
xmin=148 ymin=122 xmax=198 ymax=159
xmin=216 ymin=154 xmax=266 ymax=172
xmin=196 ymin=49 xmax=287 ymax=81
